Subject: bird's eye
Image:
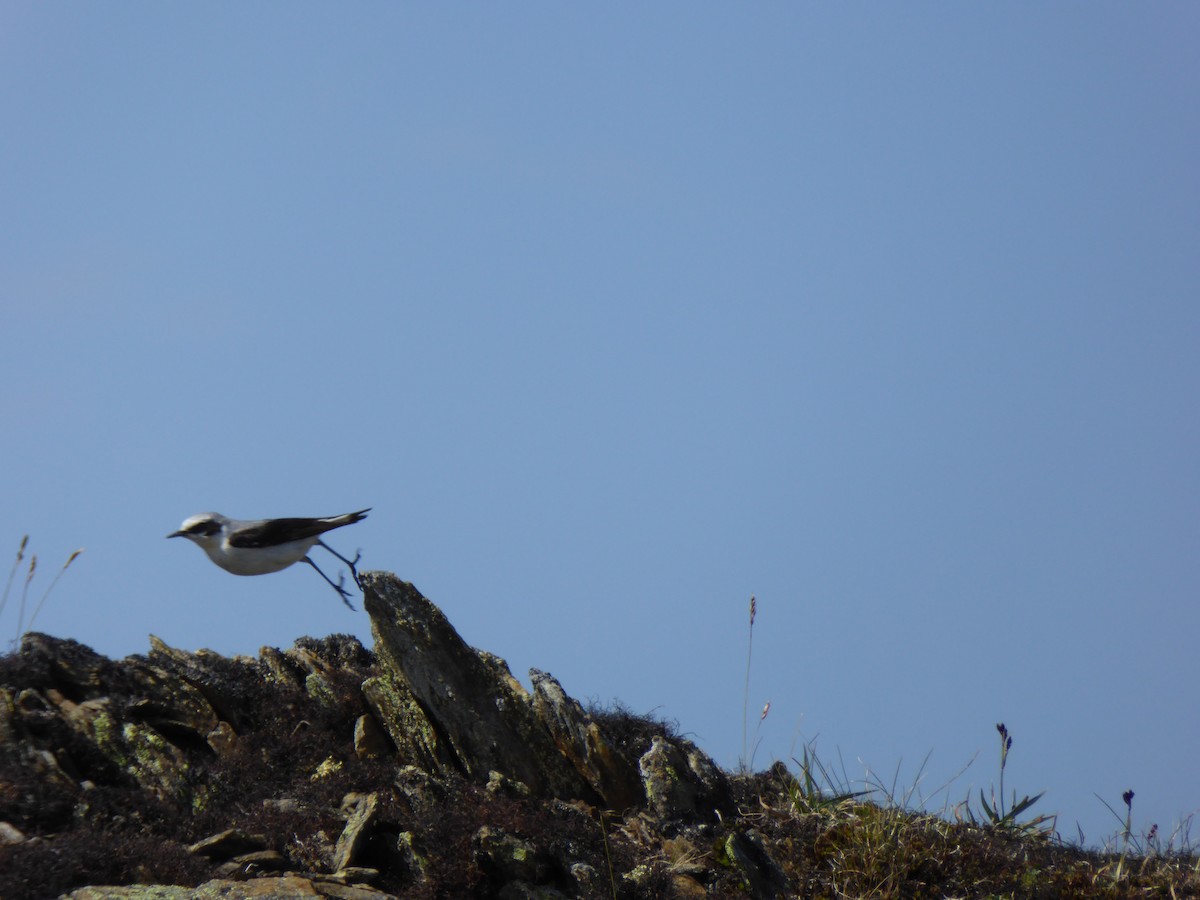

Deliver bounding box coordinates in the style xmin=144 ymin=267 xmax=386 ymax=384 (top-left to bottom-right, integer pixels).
xmin=188 ymin=521 xmax=221 ymax=536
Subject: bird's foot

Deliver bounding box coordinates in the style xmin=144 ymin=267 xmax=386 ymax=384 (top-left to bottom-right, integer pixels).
xmin=305 ymin=555 xmax=358 ymax=611
xmin=334 ymin=572 xmax=357 ymax=610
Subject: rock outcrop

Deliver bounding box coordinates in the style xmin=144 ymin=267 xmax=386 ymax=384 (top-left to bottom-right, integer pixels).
xmin=4 ymin=573 xmax=1189 ymax=899
xmin=0 ymin=572 xmax=770 ymax=900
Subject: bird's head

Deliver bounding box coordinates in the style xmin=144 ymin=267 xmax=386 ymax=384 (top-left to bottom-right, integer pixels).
xmin=167 ymin=513 xmax=228 ymax=546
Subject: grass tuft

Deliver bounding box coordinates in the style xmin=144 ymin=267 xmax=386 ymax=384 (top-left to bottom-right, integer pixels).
xmin=734 ymin=740 xmax=1198 ymax=899
xmin=964 ymin=722 xmax=1055 ymax=837
xmin=788 ymin=739 xmax=871 ymax=815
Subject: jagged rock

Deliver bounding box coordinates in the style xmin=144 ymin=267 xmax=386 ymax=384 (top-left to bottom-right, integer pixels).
xmin=290 ymin=635 xmax=374 ymax=672
xmin=54 ymin=695 xmax=111 ymax=738
xmin=568 ymin=862 xmax=599 ymax=893
xmin=283 ymin=636 xmax=374 ymax=709
xmin=623 ymin=864 xmax=656 ymax=886
xmin=361 ymin=572 xmax=593 ymax=801
xmin=671 ymin=873 xmax=708 ymax=898
xmin=266 ymin=636 xmax=370 ymax=713
xmin=477 ymin=650 xmax=533 ymax=698
xmin=352 ymin=713 xmax=390 ymax=759
xmin=638 ymin=735 xmax=734 ymax=824
xmin=0 ymin=686 xmax=17 ymax=746
xmin=304 ymin=671 xmax=340 ymax=707
xmin=14 ymin=686 xmax=57 ymax=724
xmin=113 ymin=720 xmax=191 ymax=803
xmin=143 ymin=637 xmax=263 ymax=731
xmin=187 ymin=828 xmax=269 ymax=860
xmin=28 ymin=746 xmax=80 ymax=792
xmin=125 ymin=663 xmax=220 ymax=743
xmin=530 ymin=669 xmax=643 ymax=810
xmin=206 ymin=720 xmax=237 ymax=756
xmin=323 ymin=866 xmax=380 ymax=884
xmin=62 ymin=877 xmax=327 ymax=898
xmin=310 ymin=882 xmax=396 ymax=900
xmin=345 ymin=828 xmax=423 ymax=888
xmin=391 ymin=765 xmax=447 ymax=821
xmin=311 ymin=756 xmax=345 ymax=780
xmin=232 ymin=850 xmax=287 ymax=869
xmin=725 ymin=829 xmax=791 ymax=900
xmin=145 ymin=635 xmax=202 ymax=670
xmin=258 ymin=646 xmax=305 ymax=688
xmin=474 ymin=825 xmax=551 ymax=885
xmin=19 ymin=634 xmax=106 ymax=691
xmin=0 ymin=820 xmax=26 ymax=845
xmin=486 ymin=769 xmax=532 ymax=798
xmin=359 ymin=674 xmax=443 ymax=771
xmin=332 ymin=791 xmax=379 ymax=872
xmin=62 ymin=888 xmax=203 ymax=899
xmin=11 ymin=636 xmax=261 ymax=807
xmin=214 ymin=849 xmax=288 ymax=877
xmin=20 ymin=689 xmax=121 ymax=797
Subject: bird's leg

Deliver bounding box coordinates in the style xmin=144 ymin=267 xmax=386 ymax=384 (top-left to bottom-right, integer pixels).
xmin=304 ymin=556 xmax=356 ymax=611
xmin=317 ymin=540 xmax=363 ymax=588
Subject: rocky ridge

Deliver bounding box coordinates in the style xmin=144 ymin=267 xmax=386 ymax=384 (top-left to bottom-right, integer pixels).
xmin=0 ymin=572 xmax=765 ymax=899
xmin=4 ymin=573 xmax=1193 ymax=899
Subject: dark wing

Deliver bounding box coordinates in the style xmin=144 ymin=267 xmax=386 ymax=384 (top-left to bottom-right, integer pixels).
xmin=229 ymin=517 xmax=340 ymax=548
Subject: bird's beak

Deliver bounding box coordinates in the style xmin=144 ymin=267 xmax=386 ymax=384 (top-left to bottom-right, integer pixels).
xmin=167 ymin=531 xmax=185 ymax=539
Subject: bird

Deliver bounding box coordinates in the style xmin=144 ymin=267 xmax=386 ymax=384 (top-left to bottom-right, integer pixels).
xmin=168 ymin=509 xmax=370 ymax=609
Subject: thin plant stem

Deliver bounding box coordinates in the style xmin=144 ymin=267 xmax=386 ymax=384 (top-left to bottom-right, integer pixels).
xmin=26 ymin=548 xmax=83 ymax=633
xmin=14 ymin=554 xmax=37 ymax=644
xmin=599 ymin=811 xmax=617 ymax=900
xmin=0 ymin=535 xmax=29 ymax=621
xmin=998 ymin=723 xmax=1008 ymax=818
xmin=748 ymin=701 xmax=770 ymax=771
xmin=742 ymin=594 xmax=756 ymax=769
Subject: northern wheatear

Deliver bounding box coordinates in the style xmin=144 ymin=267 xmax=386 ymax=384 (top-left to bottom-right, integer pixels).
xmin=168 ymin=509 xmax=370 ymax=609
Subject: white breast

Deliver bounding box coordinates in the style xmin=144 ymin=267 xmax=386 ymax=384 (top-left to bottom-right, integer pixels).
xmin=204 ymin=537 xmax=320 ymax=576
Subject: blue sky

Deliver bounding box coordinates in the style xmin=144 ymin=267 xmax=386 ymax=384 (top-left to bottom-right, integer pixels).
xmin=2 ymin=4 xmax=1197 ymax=847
